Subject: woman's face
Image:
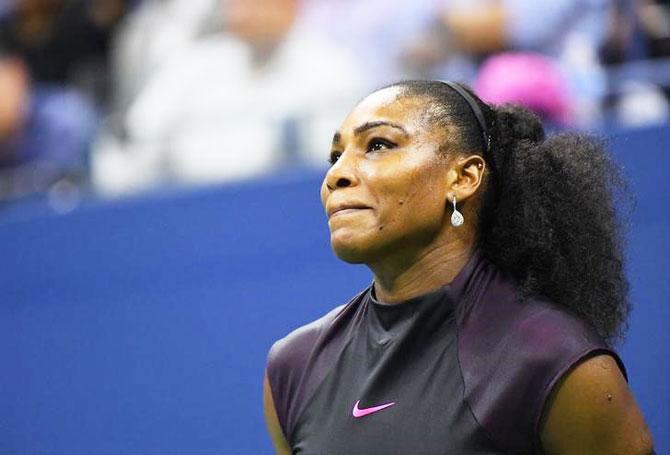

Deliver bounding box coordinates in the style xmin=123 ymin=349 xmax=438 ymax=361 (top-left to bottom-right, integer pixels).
xmin=320 ymin=87 xmax=457 ymax=264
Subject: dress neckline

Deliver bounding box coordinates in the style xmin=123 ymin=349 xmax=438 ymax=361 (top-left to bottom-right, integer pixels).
xmin=365 ymin=249 xmax=484 ymax=332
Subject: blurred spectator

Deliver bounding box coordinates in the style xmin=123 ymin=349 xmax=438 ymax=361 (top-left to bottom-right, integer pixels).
xmin=600 ymin=0 xmax=639 ymax=65
xmin=93 ymin=0 xmax=364 ymax=195
xmin=297 ymin=0 xmax=444 ymax=88
xmin=440 ymin=0 xmax=608 ymax=58
xmin=0 ymin=0 xmax=128 ymax=105
xmin=110 ymin=0 xmax=218 ymax=119
xmin=638 ymin=0 xmax=670 ymax=59
xmin=0 ymin=0 xmax=129 ymax=201
xmin=0 ymin=56 xmax=29 ymax=165
xmin=0 ymin=55 xmax=97 ymax=200
xmin=599 ymin=0 xmax=670 ymax=126
xmin=401 ymin=0 xmax=611 ymax=125
xmin=474 ymin=52 xmax=571 ymax=126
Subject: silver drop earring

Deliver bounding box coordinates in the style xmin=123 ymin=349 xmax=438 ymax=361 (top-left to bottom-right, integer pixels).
xmin=451 ymin=196 xmax=464 ymax=227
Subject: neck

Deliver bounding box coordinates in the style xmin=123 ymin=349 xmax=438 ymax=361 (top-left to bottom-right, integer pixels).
xmin=370 ymin=232 xmax=476 ymax=304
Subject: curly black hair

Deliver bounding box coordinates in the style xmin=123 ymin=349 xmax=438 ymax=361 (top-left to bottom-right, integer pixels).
xmin=389 ymin=80 xmax=631 ymax=343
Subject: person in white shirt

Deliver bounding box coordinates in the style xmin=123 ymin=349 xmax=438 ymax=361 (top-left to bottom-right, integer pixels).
xmin=94 ymin=0 xmax=364 ymax=195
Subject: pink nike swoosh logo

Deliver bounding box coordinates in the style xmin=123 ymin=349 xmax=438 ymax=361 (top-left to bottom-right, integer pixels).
xmin=352 ymin=400 xmax=396 ymax=418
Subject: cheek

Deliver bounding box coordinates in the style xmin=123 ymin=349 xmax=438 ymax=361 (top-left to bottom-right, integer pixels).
xmin=327 ymin=149 xmax=448 ymax=262
xmin=383 ymin=188 xmax=446 ymax=239
xmin=371 ymin=162 xmax=447 ymax=233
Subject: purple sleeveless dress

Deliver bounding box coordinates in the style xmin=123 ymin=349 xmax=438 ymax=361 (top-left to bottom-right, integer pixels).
xmin=267 ymin=250 xmax=625 ymax=454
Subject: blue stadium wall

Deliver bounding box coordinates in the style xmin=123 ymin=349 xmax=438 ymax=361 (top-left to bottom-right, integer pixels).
xmin=1 ymin=125 xmax=668 ymax=454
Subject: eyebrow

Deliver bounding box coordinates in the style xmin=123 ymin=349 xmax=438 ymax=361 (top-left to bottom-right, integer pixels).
xmin=354 ymin=121 xmax=408 ymax=136
xmin=332 ymin=120 xmax=408 ymax=145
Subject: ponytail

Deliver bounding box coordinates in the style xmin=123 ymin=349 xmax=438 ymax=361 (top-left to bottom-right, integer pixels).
xmin=480 ymin=105 xmax=630 ymax=343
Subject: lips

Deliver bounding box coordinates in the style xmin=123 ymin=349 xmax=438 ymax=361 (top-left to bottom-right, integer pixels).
xmin=327 ymin=203 xmax=371 ymax=218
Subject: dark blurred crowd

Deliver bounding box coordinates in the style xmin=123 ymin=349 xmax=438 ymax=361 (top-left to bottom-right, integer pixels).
xmin=1 ymin=0 xmax=669 ymax=203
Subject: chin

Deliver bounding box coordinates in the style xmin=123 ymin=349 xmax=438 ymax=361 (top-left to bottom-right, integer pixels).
xmin=330 ymin=233 xmax=373 ymax=264
xmin=332 ymin=247 xmax=368 ymax=264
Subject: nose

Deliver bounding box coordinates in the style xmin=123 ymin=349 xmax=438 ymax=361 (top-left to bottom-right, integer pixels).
xmin=324 ymin=152 xmax=359 ymax=191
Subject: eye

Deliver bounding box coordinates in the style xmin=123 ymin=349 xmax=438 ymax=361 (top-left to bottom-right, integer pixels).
xmin=328 ymin=151 xmax=342 ymax=165
xmin=367 ymin=138 xmax=396 ymax=153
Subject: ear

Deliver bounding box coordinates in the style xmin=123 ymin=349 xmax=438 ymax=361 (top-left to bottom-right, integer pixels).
xmin=446 ymin=155 xmax=486 ymax=203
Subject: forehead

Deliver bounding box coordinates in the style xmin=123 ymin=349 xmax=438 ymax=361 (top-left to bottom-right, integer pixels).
xmin=340 ymin=87 xmax=434 ymax=134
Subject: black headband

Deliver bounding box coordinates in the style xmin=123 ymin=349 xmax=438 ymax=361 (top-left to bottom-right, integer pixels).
xmin=440 ymin=81 xmax=491 ymax=155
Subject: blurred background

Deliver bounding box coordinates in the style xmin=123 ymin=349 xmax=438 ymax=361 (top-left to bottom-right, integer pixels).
xmin=0 ymin=0 xmax=668 ymax=454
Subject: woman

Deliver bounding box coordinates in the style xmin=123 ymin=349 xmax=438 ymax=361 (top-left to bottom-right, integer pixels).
xmin=263 ymin=80 xmax=654 ymax=454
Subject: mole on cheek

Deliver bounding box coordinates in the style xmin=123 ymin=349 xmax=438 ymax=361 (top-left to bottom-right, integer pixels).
xmin=379 ymin=225 xmax=384 ymax=231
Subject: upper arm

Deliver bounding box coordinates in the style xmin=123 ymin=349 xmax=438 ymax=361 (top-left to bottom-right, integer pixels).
xmin=263 ymin=372 xmax=292 ymax=455
xmin=540 ymin=354 xmax=654 ymax=455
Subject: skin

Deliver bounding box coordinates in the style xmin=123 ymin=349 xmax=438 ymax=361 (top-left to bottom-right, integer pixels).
xmin=226 ymin=0 xmax=297 ymax=66
xmin=541 ymin=355 xmax=654 ymax=455
xmin=0 ymin=58 xmax=29 ymax=145
xmin=402 ymin=5 xmax=506 ymax=75
xmin=442 ymin=4 xmax=507 ymax=54
xmin=320 ymin=87 xmax=485 ymax=303
xmin=264 ymin=373 xmax=291 ymax=455
xmin=264 ymin=87 xmax=654 ymax=454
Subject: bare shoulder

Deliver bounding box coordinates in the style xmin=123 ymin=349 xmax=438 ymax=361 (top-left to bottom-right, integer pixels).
xmin=540 ymin=354 xmax=654 ymax=455
xmin=264 ymin=372 xmax=291 ymax=455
